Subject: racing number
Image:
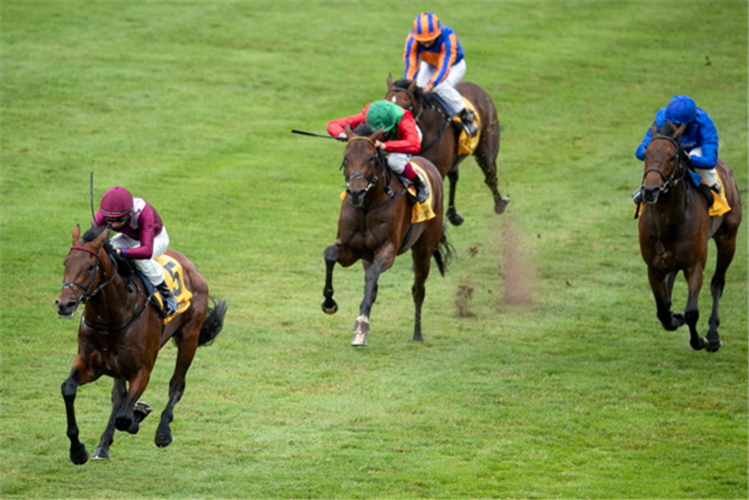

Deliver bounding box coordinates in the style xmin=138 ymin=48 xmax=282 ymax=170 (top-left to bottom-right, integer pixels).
xmin=162 ymin=261 xmax=183 ymax=296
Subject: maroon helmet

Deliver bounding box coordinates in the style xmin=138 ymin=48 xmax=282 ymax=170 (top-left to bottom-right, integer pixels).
xmin=100 ymin=186 xmax=133 ymax=218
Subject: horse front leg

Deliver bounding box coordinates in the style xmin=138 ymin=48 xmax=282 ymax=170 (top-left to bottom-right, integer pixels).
xmin=445 ymin=167 xmax=464 ymax=226
xmin=684 ymin=265 xmax=708 ymax=351
xmin=648 ymin=268 xmax=685 ymax=331
xmin=322 ymin=244 xmax=340 ymax=314
xmin=352 ymin=249 xmax=396 ymax=347
xmin=61 ymin=369 xmax=89 ymax=465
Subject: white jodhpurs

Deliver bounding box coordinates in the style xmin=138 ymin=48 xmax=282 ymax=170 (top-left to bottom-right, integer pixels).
xmin=688 ymin=147 xmax=718 ymax=185
xmin=385 ymin=128 xmax=421 ymax=174
xmin=110 ymin=227 xmax=170 ymax=286
xmin=415 ymin=59 xmax=467 ymax=115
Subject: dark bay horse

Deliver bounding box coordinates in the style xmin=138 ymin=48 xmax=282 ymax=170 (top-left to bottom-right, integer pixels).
xmin=55 ymin=225 xmax=227 ymax=464
xmin=638 ymin=121 xmax=742 ymax=352
xmin=321 ymin=123 xmax=454 ymax=346
xmin=385 ymin=75 xmax=509 ymax=225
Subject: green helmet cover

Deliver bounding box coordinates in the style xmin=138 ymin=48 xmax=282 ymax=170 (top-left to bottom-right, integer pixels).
xmin=366 ymin=100 xmax=405 ymax=133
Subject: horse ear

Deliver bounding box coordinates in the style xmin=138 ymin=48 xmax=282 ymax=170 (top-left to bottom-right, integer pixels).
xmin=649 ymin=122 xmax=658 ymax=136
xmin=371 ymin=127 xmax=386 ymax=142
xmin=674 ymin=122 xmax=688 ymax=139
xmin=72 ymin=224 xmax=81 ymax=244
xmin=386 ymin=73 xmax=393 ymax=89
xmin=92 ymin=226 xmax=108 ymax=249
xmin=344 ymin=122 xmax=354 ymax=140
xmin=408 ymin=79 xmax=417 ymax=94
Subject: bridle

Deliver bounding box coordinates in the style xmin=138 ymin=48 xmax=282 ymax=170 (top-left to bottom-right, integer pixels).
xmin=641 ymin=135 xmax=689 ymax=195
xmin=62 ymin=245 xmax=116 ymax=306
xmin=340 ymin=136 xmax=405 ymax=211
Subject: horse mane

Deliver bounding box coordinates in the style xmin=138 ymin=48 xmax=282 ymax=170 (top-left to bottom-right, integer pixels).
xmin=82 ymin=225 xmax=135 ymax=277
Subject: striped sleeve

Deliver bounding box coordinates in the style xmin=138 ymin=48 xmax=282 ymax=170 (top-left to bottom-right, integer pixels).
xmin=428 ymin=33 xmax=458 ymax=87
xmin=403 ymin=34 xmax=420 ymax=81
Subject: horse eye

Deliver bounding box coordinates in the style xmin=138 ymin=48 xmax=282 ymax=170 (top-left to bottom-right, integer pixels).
xmin=87 ymin=265 xmax=96 ymax=272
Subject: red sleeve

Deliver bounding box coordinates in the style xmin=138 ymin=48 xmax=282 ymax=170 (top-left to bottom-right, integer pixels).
xmin=124 ymin=207 xmax=156 ymax=259
xmin=327 ymin=104 xmax=370 ymax=137
xmin=382 ymin=111 xmax=421 ymax=154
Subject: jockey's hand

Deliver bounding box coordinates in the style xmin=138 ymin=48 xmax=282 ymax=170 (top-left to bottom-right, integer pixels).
xmin=423 ymin=83 xmax=434 ymax=93
xmin=374 ymin=140 xmax=385 ymax=149
xmin=336 ymin=132 xmax=346 ymax=142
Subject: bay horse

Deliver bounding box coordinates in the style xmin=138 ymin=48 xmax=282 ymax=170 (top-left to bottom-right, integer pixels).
xmin=385 ymin=75 xmax=509 ymax=225
xmin=321 ymin=123 xmax=454 ymax=346
xmin=55 ymin=224 xmax=227 ymax=464
xmin=638 ymin=121 xmax=742 ymax=352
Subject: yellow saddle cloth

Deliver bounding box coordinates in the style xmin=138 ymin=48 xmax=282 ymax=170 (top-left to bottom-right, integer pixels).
xmin=406 ymin=163 xmax=437 ymax=223
xmin=154 ymin=254 xmax=193 ymax=324
xmin=452 ymin=97 xmax=481 ymax=156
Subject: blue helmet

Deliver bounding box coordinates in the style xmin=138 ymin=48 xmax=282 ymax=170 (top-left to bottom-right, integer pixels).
xmin=665 ymin=95 xmax=697 ymax=124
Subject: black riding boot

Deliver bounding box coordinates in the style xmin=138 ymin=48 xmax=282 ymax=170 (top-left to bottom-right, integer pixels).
xmin=156 ymin=281 xmax=178 ymax=317
xmin=459 ymin=108 xmax=479 ymax=137
xmin=411 ymin=173 xmax=430 ymax=204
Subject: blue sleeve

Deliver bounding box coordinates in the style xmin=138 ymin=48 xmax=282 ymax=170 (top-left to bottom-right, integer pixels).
xmin=635 ymin=126 xmax=654 ymax=161
xmin=689 ymin=111 xmax=718 ymax=169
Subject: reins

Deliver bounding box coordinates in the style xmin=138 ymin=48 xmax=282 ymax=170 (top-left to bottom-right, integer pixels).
xmin=65 ymin=244 xmax=152 ymax=334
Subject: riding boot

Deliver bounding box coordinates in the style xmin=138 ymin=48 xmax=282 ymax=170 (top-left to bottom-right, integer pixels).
xmin=156 ymin=281 xmax=178 ymax=317
xmin=459 ymin=108 xmax=479 ymax=137
xmin=411 ymin=173 xmax=430 ymax=204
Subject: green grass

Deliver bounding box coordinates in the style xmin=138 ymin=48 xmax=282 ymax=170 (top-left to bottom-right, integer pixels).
xmin=1 ymin=1 xmax=747 ymax=499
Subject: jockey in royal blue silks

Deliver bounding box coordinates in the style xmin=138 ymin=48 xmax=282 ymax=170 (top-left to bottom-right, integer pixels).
xmin=633 ymin=95 xmax=721 ymax=204
xmin=403 ymin=12 xmax=479 ymax=137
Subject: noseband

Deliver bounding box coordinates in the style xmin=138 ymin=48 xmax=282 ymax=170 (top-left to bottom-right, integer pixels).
xmin=641 ymin=135 xmax=689 ymax=195
xmin=62 ymin=245 xmax=117 ymax=305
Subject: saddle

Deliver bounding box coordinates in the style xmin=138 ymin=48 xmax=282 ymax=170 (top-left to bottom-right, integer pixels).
xmin=424 ymin=92 xmax=481 ymax=155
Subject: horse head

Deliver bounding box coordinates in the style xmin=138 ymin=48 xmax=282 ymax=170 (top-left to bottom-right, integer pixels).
xmin=641 ymin=121 xmax=689 ymax=204
xmin=385 ymin=74 xmax=420 ymax=116
xmin=341 ymin=123 xmax=388 ymax=207
xmin=56 ymin=224 xmax=111 ymax=318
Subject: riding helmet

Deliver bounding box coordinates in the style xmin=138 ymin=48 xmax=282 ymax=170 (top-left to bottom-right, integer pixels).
xmin=100 ymin=186 xmax=134 ymax=218
xmin=665 ymin=95 xmax=697 ymax=125
xmin=412 ymin=12 xmax=442 ymax=42
xmin=366 ymin=100 xmax=403 ymax=133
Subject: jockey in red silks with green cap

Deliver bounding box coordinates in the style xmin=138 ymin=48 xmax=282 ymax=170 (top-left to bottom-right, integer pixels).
xmin=93 ymin=186 xmax=177 ymax=316
xmin=327 ymin=100 xmax=429 ymax=203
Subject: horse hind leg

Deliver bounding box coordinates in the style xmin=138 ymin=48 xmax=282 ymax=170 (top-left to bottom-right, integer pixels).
xmin=445 ymin=167 xmax=464 ymax=226
xmin=684 ymin=266 xmax=708 ymax=351
xmin=156 ymin=334 xmax=199 ymax=447
xmin=92 ymin=379 xmax=127 ymax=460
xmin=704 ymin=233 xmax=738 ymax=352
xmin=473 ymin=133 xmax=509 ymax=215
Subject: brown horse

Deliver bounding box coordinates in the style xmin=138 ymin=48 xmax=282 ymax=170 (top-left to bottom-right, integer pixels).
xmin=385 ymin=75 xmax=509 ymax=225
xmin=638 ymin=121 xmax=742 ymax=352
xmin=55 ymin=225 xmax=227 ymax=464
xmin=321 ymin=123 xmax=454 ymax=346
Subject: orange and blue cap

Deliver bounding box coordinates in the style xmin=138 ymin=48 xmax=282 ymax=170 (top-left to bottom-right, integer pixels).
xmin=413 ymin=12 xmax=441 ymax=42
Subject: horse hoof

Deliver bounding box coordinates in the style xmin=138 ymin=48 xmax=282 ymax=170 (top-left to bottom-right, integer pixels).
xmin=155 ymin=433 xmax=173 ymax=448
xmin=115 ymin=416 xmax=132 ymax=432
xmin=92 ymin=447 xmax=110 ymax=460
xmin=351 ymin=332 xmax=368 ymax=346
xmin=706 ymin=339 xmax=722 ymax=353
xmin=690 ymin=337 xmax=706 ymax=351
xmin=448 ymin=212 xmax=464 ymax=226
xmin=321 ymin=298 xmax=338 ymax=315
xmin=70 ymin=445 xmax=89 ymax=465
xmin=495 ymin=196 xmax=510 ymax=214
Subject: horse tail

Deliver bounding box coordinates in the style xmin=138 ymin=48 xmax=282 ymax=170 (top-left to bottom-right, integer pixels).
xmin=198 ymin=298 xmax=227 ymax=346
xmin=433 ymin=224 xmax=456 ymax=277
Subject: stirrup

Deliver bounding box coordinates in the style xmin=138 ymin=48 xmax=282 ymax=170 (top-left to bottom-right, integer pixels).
xmin=162 ymin=296 xmax=178 ymax=317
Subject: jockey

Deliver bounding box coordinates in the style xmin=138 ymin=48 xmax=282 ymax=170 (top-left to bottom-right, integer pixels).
xmin=327 ymin=99 xmax=429 ymax=203
xmin=633 ymin=95 xmax=720 ymax=204
xmin=403 ymin=12 xmax=478 ymax=137
xmin=93 ymin=186 xmax=177 ymax=317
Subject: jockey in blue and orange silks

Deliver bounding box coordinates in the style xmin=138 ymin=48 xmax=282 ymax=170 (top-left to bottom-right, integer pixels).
xmin=403 ymin=12 xmax=478 ymax=137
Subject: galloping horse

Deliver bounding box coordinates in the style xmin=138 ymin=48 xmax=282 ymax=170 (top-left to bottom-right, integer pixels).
xmin=638 ymin=121 xmax=742 ymax=352
xmin=385 ymin=75 xmax=509 ymax=225
xmin=55 ymin=225 xmax=227 ymax=464
xmin=321 ymin=123 xmax=454 ymax=346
